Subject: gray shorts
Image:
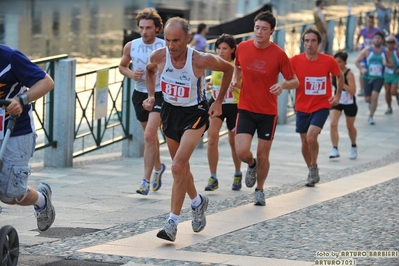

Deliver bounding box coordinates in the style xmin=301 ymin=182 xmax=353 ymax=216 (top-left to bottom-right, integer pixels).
xmin=0 ymin=133 xmax=36 ymax=202
xmin=363 ymin=78 xmax=384 ymax=96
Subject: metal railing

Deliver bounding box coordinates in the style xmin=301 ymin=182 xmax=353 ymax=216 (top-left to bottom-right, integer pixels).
xmin=32 ymin=54 xmax=68 ymax=150
xmin=73 ymin=66 xmax=132 ymax=157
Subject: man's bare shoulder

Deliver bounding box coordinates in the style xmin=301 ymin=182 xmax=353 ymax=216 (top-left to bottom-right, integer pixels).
xmin=192 ymin=50 xmax=217 ymax=65
xmin=151 ymin=47 xmax=166 ymax=62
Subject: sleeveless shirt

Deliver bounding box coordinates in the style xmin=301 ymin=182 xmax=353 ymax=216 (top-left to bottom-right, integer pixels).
xmin=211 ymin=61 xmax=239 ymax=104
xmin=160 ymin=47 xmax=206 ymax=107
xmin=384 ymin=49 xmax=399 ymax=77
xmin=365 ymin=47 xmax=386 ymax=79
xmin=130 ymin=37 xmax=165 ymax=93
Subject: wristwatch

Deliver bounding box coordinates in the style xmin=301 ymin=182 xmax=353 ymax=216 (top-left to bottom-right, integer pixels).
xmin=17 ymin=93 xmax=30 ymax=106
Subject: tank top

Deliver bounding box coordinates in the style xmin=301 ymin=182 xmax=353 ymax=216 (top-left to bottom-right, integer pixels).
xmin=160 ymin=47 xmax=207 ymax=107
xmin=130 ymin=37 xmax=165 ymax=93
xmin=211 ymin=60 xmax=239 ymax=104
xmin=365 ymin=47 xmax=386 ymax=79
xmin=332 ymin=69 xmax=356 ymax=105
xmin=384 ymin=49 xmax=399 ymax=76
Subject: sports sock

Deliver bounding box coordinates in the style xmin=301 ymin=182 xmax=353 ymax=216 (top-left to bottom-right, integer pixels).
xmin=154 ymin=165 xmax=163 ymax=174
xmin=34 ymin=191 xmax=46 ymax=209
xmin=191 ymin=194 xmax=202 ymax=208
xmin=210 ymin=173 xmax=217 ymax=179
xmin=169 ymin=213 xmax=179 ymax=226
xmin=235 ymin=171 xmax=242 ymax=177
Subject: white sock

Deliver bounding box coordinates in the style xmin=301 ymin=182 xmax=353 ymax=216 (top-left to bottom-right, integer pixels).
xmin=191 ymin=194 xmax=202 ymax=208
xmin=34 ymin=191 xmax=46 ymax=209
xmin=169 ymin=213 xmax=179 ymax=226
xmin=154 ymin=168 xmax=162 ymax=174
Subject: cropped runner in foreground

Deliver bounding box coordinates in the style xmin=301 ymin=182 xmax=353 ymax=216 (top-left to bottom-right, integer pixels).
xmin=0 ymin=44 xmax=55 ymax=231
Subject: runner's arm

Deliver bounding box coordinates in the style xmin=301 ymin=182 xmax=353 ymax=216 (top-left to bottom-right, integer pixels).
xmin=384 ymin=50 xmax=394 ymax=69
xmin=8 ymin=74 xmax=54 ymax=116
xmin=143 ymin=49 xmax=162 ymax=111
xmin=280 ymin=75 xmax=299 ymax=90
xmin=355 ymin=48 xmax=367 ymax=71
xmin=344 ymin=71 xmax=356 ymax=95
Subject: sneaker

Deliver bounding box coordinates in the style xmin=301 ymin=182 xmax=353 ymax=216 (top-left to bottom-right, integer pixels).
xmin=306 ymin=165 xmax=320 ymax=187
xmin=205 ymin=177 xmax=219 ymax=191
xmin=152 ymin=163 xmax=166 ymax=191
xmin=136 ymin=179 xmax=150 ymax=195
xmin=385 ymin=107 xmax=393 ymax=115
xmin=350 ymin=147 xmax=357 ymax=160
xmin=254 ymin=189 xmax=266 ymax=206
xmin=329 ymin=148 xmax=340 ymax=158
xmin=245 ymin=159 xmax=257 ymax=188
xmin=34 ymin=182 xmax=55 ymax=232
xmin=191 ymin=194 xmax=209 ymax=233
xmin=357 ymin=91 xmax=364 ymax=96
xmin=156 ymin=219 xmax=177 ymax=242
xmin=368 ymin=116 xmax=375 ymax=125
xmin=232 ymin=175 xmax=242 ymax=191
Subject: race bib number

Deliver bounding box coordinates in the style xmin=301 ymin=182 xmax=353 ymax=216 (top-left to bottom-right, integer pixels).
xmin=305 ymin=76 xmax=327 ymax=95
xmin=0 ymin=109 xmax=4 ymax=140
xmin=161 ymin=80 xmax=191 ymax=104
xmin=339 ymin=91 xmax=354 ymax=105
xmin=369 ymin=64 xmax=383 ymax=76
xmin=385 ymin=67 xmax=394 ymax=74
xmin=212 ymin=85 xmax=234 ymax=104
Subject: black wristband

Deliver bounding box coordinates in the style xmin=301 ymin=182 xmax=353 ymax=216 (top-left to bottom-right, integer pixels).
xmin=18 ymin=93 xmax=29 ymax=106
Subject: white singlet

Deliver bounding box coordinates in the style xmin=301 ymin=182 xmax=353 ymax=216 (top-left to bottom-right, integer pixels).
xmin=130 ymin=37 xmax=165 ymax=93
xmin=160 ymin=47 xmax=207 ymax=107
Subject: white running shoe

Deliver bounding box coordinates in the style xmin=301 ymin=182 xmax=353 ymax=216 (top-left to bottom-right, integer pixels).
xmin=34 ymin=183 xmax=55 ymax=232
xmin=368 ymin=116 xmax=375 ymax=125
xmin=350 ymin=147 xmax=357 ymax=160
xmin=329 ymin=148 xmax=340 ymax=158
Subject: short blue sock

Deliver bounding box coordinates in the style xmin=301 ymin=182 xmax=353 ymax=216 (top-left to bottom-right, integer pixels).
xmin=235 ymin=171 xmax=242 ymax=177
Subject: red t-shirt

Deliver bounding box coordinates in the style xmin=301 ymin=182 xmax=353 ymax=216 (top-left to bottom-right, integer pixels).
xmin=290 ymin=53 xmax=341 ymax=113
xmin=235 ymin=40 xmax=295 ymax=115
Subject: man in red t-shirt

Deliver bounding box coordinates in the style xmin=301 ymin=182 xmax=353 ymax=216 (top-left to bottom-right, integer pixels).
xmin=290 ymin=27 xmax=344 ymax=187
xmin=231 ymin=11 xmax=299 ymax=206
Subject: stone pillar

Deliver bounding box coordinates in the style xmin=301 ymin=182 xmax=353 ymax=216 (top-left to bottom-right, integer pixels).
xmin=275 ymin=29 xmax=289 ymax=125
xmin=345 ymin=15 xmax=357 ymax=51
xmin=122 ymin=78 xmax=144 ymax=157
xmin=44 ymin=58 xmax=76 ymax=167
xmin=327 ymin=20 xmax=336 ymax=55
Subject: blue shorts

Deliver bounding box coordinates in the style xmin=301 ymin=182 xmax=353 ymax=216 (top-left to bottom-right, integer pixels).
xmin=0 ymin=133 xmax=36 ymax=202
xmin=295 ymin=108 xmax=330 ymax=134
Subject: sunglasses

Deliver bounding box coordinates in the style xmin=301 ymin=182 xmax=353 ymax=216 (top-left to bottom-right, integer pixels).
xmin=386 ymin=41 xmax=396 ymax=44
